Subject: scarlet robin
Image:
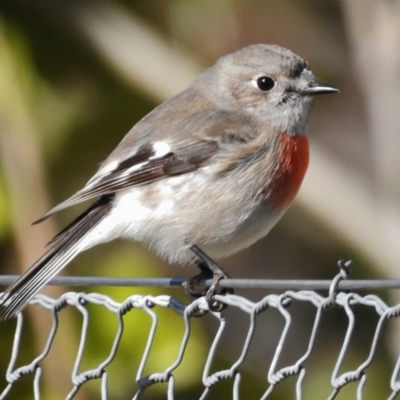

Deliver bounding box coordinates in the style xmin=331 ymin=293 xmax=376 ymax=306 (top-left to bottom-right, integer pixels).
xmin=0 ymin=44 xmax=338 ymax=320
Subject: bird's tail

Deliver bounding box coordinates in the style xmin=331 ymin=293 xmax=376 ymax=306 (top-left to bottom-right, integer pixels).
xmin=0 ymin=196 xmax=112 ymax=321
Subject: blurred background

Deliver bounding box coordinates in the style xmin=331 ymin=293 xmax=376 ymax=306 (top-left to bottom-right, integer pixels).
xmin=0 ymin=0 xmax=399 ymax=399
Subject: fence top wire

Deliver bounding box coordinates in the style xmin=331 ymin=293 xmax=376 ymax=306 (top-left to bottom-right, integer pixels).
xmin=2 ymin=276 xmax=400 ymax=290
xmin=1 ymin=261 xmax=400 ymax=400
xmin=0 ymin=258 xmax=398 ymax=291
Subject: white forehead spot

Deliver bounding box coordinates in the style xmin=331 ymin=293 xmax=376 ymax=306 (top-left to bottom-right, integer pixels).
xmin=302 ymin=69 xmax=315 ymax=83
xmin=151 ymin=141 xmax=171 ymax=158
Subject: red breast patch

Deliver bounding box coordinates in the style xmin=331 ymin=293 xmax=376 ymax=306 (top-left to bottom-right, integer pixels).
xmin=268 ymin=133 xmax=309 ymax=208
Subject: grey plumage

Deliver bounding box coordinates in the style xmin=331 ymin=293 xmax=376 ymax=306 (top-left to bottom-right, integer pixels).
xmin=0 ymin=44 xmax=338 ymax=320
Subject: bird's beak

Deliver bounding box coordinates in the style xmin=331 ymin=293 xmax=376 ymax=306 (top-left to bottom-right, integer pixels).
xmin=300 ymin=83 xmax=339 ymax=96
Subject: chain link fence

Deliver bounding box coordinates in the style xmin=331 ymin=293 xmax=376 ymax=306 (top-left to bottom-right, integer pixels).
xmin=1 ymin=262 xmax=400 ymax=399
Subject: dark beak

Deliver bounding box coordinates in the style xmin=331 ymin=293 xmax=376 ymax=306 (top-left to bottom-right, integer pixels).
xmin=300 ymin=83 xmax=339 ymax=96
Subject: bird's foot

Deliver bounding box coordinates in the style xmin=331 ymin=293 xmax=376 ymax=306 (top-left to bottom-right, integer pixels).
xmin=183 ymin=245 xmax=234 ymax=312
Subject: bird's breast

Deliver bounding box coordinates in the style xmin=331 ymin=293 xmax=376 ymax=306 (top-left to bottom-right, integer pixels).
xmin=266 ymin=133 xmax=309 ymax=208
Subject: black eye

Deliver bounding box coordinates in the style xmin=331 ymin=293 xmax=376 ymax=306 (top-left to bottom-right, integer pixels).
xmin=256 ymin=76 xmax=275 ymax=91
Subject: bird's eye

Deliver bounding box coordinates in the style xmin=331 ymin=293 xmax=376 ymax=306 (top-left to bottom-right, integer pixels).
xmin=256 ymin=76 xmax=275 ymax=91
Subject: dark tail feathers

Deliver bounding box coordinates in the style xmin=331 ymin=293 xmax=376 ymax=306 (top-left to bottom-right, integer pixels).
xmin=0 ymin=195 xmax=113 ymax=320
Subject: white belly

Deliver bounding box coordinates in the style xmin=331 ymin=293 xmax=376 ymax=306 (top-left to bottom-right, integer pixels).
xmin=80 ymin=170 xmax=285 ymax=264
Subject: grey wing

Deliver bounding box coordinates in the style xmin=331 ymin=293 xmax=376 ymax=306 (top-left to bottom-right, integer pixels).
xmin=34 ymin=139 xmax=219 ymax=224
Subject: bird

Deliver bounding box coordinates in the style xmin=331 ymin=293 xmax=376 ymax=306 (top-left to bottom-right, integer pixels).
xmin=0 ymin=44 xmax=338 ymax=320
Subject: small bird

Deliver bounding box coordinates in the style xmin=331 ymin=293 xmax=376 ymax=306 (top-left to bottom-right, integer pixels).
xmin=0 ymin=44 xmax=338 ymax=320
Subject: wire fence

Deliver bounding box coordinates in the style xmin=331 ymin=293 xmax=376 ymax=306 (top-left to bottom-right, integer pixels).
xmin=1 ymin=262 xmax=400 ymax=399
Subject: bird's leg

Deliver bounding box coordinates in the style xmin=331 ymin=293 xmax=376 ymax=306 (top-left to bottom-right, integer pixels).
xmin=183 ymin=245 xmax=233 ymax=311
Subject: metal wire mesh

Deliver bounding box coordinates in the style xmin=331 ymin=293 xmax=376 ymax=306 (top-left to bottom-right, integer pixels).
xmin=1 ymin=262 xmax=400 ymax=400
